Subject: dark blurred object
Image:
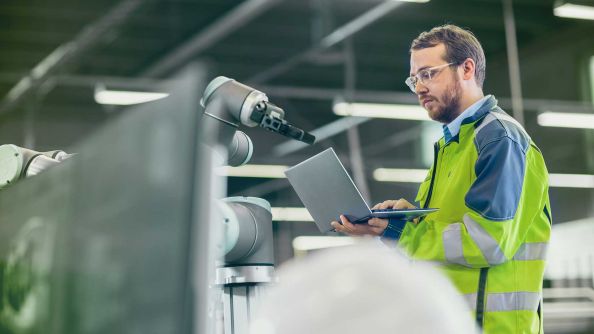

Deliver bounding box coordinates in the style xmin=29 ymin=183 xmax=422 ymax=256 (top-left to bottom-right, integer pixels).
xmin=0 ymin=64 xmax=217 ymax=334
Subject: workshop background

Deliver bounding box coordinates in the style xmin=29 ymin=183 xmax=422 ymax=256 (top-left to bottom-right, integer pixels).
xmin=0 ymin=0 xmax=593 ymax=333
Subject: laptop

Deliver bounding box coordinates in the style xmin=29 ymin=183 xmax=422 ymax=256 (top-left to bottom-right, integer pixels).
xmin=285 ymin=148 xmax=437 ymax=232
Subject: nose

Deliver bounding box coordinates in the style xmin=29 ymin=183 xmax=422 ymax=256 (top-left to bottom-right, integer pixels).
xmin=415 ymin=81 xmax=428 ymax=95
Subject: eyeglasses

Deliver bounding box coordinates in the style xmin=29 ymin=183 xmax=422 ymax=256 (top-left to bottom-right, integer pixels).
xmin=405 ymin=62 xmax=456 ymax=93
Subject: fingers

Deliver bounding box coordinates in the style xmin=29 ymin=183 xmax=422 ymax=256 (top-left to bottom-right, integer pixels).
xmin=332 ymin=199 xmax=419 ymax=236
xmin=377 ymin=200 xmax=393 ymax=210
xmin=330 ymin=220 xmax=347 ymax=233
xmin=367 ymin=218 xmax=388 ymax=235
xmin=393 ymin=198 xmax=414 ymax=210
xmin=330 ymin=216 xmax=384 ymax=236
xmin=339 ymin=215 xmax=364 ymax=235
xmin=372 ymin=200 xmax=394 ymax=210
xmin=368 ymin=218 xmax=388 ymax=229
xmin=330 ymin=216 xmax=358 ymax=235
xmin=372 ymin=198 xmax=418 ymax=210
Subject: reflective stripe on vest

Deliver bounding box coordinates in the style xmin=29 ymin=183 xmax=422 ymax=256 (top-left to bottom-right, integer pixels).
xmin=462 ymin=215 xmax=507 ymax=265
xmin=443 ymin=217 xmax=548 ymax=266
xmin=513 ymin=242 xmax=548 ymax=261
xmin=442 ymin=214 xmax=507 ymax=266
xmin=463 ymin=291 xmax=541 ymax=312
xmin=443 ymin=223 xmax=469 ymax=266
xmin=474 ymin=112 xmax=530 ymax=140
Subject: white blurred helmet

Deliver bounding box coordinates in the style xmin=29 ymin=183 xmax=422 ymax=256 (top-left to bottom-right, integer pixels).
xmin=251 ymin=240 xmax=477 ymax=334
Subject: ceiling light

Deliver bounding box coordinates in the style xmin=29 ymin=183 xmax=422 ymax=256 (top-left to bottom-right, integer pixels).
xmin=271 ymin=207 xmax=313 ymax=222
xmin=292 ymin=236 xmax=355 ymax=252
xmin=554 ymin=3 xmax=594 ymax=20
xmin=220 ymin=164 xmax=288 ymax=178
xmin=373 ymin=168 xmax=428 ymax=183
xmin=374 ymin=168 xmax=594 ymax=188
xmin=94 ymin=86 xmax=169 ymax=105
xmin=537 ymin=112 xmax=594 ymax=129
xmin=333 ymin=102 xmax=430 ymax=121
xmin=549 ymin=174 xmax=594 ymax=188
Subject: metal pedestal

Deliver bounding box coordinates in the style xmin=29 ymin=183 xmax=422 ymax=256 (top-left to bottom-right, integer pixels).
xmin=216 ymin=266 xmax=275 ymax=334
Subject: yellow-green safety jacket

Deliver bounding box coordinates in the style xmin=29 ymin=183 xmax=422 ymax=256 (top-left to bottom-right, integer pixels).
xmin=387 ymin=96 xmax=551 ymax=333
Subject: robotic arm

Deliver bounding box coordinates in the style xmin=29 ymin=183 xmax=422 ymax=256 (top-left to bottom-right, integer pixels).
xmin=0 ymin=144 xmax=73 ymax=189
xmin=199 ymin=75 xmax=316 ymax=265
xmin=200 ymin=76 xmax=315 ymax=166
xmin=200 ymin=78 xmax=317 ymax=333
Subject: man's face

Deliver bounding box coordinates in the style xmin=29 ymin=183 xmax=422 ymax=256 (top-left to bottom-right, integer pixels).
xmin=409 ymin=44 xmax=462 ymax=124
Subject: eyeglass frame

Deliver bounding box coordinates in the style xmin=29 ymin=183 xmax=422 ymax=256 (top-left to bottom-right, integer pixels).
xmin=404 ymin=62 xmax=459 ymax=93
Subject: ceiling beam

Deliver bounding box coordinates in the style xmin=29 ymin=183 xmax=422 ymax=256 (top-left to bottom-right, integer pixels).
xmin=248 ymin=0 xmax=408 ymax=84
xmin=0 ymin=0 xmax=146 ymax=116
xmin=502 ymin=0 xmax=525 ymax=125
xmin=141 ymin=0 xmax=285 ymax=78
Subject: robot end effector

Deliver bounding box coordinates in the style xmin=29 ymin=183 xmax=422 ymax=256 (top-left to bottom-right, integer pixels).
xmin=200 ymin=77 xmax=315 ymax=166
xmin=0 ymin=144 xmax=73 ymax=189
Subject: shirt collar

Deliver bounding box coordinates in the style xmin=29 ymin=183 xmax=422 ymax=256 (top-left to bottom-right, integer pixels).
xmin=443 ymin=95 xmax=491 ymax=144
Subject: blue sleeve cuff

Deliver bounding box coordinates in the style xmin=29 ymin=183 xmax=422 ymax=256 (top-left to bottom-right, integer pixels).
xmin=381 ymin=218 xmax=407 ymax=240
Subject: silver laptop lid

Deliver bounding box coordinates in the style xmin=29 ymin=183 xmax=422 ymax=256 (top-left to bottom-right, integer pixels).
xmin=284 ymin=148 xmax=371 ymax=232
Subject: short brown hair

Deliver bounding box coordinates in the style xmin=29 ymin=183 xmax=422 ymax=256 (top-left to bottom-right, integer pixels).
xmin=410 ymin=24 xmax=486 ymax=88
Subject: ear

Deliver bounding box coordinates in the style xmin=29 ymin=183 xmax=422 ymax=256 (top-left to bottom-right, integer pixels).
xmin=461 ymin=58 xmax=476 ymax=81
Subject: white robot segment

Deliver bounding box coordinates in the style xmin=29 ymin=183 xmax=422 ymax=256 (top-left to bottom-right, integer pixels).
xmin=251 ymin=242 xmax=479 ymax=334
xmin=199 ymin=76 xmax=315 ymax=167
xmin=199 ymin=76 xmax=314 ymax=334
xmin=215 ymin=197 xmax=275 ymax=334
xmin=0 ymin=144 xmax=74 ymax=189
xmin=200 ymin=76 xmax=314 ymax=145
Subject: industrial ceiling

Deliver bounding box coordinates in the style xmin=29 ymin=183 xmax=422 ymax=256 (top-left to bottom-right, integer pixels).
xmin=0 ymin=0 xmax=593 ymax=224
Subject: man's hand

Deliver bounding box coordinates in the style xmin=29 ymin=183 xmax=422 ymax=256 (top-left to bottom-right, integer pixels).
xmin=372 ymin=198 xmax=421 ymax=225
xmin=330 ymin=215 xmax=387 ymax=236
xmin=330 ymin=198 xmax=418 ymax=237
xmin=371 ymin=198 xmax=416 ymax=210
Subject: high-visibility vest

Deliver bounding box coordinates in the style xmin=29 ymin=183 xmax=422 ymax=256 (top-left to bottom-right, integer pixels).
xmin=397 ymin=96 xmax=551 ymax=334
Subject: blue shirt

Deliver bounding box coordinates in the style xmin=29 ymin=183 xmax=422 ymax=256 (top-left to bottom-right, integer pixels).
xmin=443 ymin=95 xmax=491 ymax=144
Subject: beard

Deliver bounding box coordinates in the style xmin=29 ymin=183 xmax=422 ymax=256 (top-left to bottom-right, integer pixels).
xmin=426 ymin=75 xmax=462 ymax=124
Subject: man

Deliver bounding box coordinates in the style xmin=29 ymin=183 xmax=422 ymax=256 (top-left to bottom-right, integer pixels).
xmin=331 ymin=25 xmax=551 ymax=334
